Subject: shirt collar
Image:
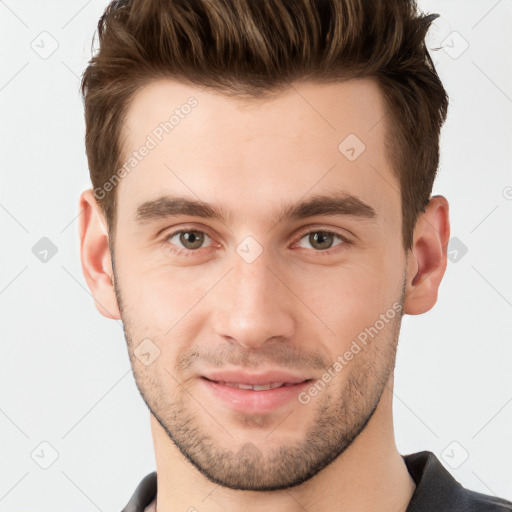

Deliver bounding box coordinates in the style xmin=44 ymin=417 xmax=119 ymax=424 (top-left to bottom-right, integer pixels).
xmin=404 ymin=450 xmax=464 ymax=511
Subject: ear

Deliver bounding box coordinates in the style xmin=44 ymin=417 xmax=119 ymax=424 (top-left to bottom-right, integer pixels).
xmin=403 ymin=195 xmax=450 ymax=315
xmin=79 ymin=189 xmax=121 ymax=320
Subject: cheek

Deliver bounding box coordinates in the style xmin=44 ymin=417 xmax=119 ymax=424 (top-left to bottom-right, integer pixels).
xmin=116 ymin=257 xmax=219 ymax=337
xmin=296 ymin=255 xmax=402 ymax=345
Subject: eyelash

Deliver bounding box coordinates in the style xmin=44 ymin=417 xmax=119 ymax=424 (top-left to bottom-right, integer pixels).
xmin=162 ymin=226 xmax=351 ymax=257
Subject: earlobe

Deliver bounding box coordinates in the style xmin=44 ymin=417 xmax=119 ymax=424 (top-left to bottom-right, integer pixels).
xmin=403 ymin=195 xmax=450 ymax=315
xmin=79 ymin=189 xmax=121 ymax=320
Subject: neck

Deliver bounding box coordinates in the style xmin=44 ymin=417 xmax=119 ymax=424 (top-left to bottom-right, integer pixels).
xmin=150 ymin=385 xmax=416 ymax=512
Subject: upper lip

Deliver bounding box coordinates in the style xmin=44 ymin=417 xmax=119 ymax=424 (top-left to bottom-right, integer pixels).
xmin=201 ymin=370 xmax=312 ymax=386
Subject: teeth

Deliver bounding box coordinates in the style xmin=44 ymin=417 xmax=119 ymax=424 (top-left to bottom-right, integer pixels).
xmin=219 ymin=381 xmax=286 ymax=390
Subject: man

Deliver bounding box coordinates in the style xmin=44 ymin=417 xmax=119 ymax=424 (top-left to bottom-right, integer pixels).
xmin=78 ymin=0 xmax=512 ymax=511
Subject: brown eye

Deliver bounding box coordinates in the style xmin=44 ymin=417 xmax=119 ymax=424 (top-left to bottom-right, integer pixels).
xmin=297 ymin=230 xmax=346 ymax=251
xmin=168 ymin=230 xmax=210 ymax=251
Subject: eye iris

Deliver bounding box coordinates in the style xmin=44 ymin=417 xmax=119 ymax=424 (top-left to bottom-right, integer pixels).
xmin=310 ymin=231 xmax=334 ymax=250
xmin=180 ymin=231 xmax=204 ymax=249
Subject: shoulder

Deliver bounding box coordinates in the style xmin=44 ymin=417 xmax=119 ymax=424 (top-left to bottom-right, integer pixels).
xmin=403 ymin=451 xmax=512 ymax=512
xmin=459 ymin=487 xmax=512 ymax=511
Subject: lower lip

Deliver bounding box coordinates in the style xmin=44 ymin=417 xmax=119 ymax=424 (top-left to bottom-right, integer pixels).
xmin=200 ymin=378 xmax=312 ymax=414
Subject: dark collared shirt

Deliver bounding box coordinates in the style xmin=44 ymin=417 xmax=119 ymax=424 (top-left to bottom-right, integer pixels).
xmin=121 ymin=451 xmax=512 ymax=511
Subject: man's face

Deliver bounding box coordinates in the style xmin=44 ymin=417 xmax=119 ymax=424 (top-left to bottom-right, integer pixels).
xmin=111 ymin=78 xmax=408 ymax=490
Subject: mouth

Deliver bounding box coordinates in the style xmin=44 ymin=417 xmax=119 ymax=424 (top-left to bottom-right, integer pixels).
xmin=199 ymin=376 xmax=314 ymax=414
xmin=201 ymin=377 xmax=311 ymax=391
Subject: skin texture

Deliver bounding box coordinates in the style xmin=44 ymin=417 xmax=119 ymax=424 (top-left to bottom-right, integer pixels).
xmin=79 ymin=77 xmax=450 ymax=512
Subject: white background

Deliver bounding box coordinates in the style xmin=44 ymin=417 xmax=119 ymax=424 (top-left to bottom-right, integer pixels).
xmin=0 ymin=0 xmax=511 ymax=510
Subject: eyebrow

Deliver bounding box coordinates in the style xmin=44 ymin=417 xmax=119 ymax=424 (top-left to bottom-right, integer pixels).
xmin=135 ymin=192 xmax=377 ymax=226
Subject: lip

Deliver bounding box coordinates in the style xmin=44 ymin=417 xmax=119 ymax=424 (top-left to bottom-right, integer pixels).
xmin=201 ymin=370 xmax=311 ymax=386
xmin=200 ymin=371 xmax=313 ymax=414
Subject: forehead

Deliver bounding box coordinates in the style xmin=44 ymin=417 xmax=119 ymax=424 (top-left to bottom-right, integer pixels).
xmin=116 ymin=77 xmax=399 ymax=232
xmin=122 ymin=77 xmax=387 ymax=150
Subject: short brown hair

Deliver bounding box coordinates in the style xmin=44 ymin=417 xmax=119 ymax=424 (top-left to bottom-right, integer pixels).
xmin=81 ymin=0 xmax=448 ymax=252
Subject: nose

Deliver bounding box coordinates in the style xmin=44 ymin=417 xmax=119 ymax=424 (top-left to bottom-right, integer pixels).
xmin=210 ymin=249 xmax=296 ymax=350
